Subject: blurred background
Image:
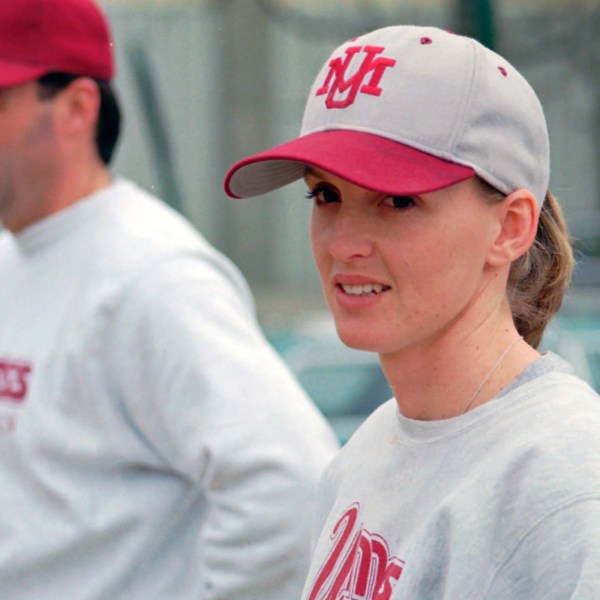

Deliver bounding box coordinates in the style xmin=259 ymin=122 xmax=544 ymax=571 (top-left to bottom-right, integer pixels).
xmin=98 ymin=0 xmax=600 ymax=441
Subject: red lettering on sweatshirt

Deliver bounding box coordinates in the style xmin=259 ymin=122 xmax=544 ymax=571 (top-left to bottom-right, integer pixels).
xmin=308 ymin=503 xmax=404 ymax=600
xmin=0 ymin=360 xmax=32 ymax=403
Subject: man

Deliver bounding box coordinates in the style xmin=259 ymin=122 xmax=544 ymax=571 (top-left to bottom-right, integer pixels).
xmin=0 ymin=1 xmax=338 ymax=598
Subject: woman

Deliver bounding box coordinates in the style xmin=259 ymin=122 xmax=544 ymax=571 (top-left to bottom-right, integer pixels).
xmin=225 ymin=25 xmax=600 ymax=599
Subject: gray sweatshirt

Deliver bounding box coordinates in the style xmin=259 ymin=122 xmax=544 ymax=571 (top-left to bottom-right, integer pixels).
xmin=303 ymin=353 xmax=600 ymax=599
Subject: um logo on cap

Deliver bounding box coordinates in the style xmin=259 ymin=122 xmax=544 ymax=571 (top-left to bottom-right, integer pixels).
xmin=316 ymin=45 xmax=396 ymax=109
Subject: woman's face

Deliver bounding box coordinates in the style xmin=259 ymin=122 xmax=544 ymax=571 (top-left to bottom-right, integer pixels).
xmin=307 ymin=167 xmax=504 ymax=359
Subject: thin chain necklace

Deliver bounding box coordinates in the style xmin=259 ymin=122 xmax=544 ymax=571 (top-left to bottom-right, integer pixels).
xmin=461 ymin=335 xmax=523 ymax=414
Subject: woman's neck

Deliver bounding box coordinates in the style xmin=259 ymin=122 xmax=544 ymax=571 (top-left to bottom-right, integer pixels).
xmin=381 ymin=318 xmax=540 ymax=421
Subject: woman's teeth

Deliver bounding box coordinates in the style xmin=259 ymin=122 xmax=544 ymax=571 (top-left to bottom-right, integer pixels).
xmin=341 ymin=284 xmax=388 ymax=296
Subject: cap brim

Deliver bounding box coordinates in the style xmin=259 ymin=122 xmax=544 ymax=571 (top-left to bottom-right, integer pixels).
xmin=224 ymin=130 xmax=475 ymax=199
xmin=0 ymin=60 xmax=50 ymax=87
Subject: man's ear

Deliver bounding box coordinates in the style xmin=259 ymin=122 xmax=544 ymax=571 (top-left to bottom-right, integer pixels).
xmin=54 ymin=77 xmax=101 ymax=140
xmin=486 ymin=188 xmax=539 ymax=268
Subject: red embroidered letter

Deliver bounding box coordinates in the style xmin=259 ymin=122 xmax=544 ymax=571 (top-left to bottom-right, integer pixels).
xmin=316 ymin=45 xmax=396 ymax=109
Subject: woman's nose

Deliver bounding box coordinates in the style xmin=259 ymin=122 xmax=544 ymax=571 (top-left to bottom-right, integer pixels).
xmin=326 ymin=207 xmax=375 ymax=262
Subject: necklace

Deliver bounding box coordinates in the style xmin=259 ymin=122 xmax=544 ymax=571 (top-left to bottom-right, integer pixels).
xmin=461 ymin=335 xmax=523 ymax=414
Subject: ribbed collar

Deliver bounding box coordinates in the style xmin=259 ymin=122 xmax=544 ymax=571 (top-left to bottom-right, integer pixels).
xmin=393 ymin=353 xmax=575 ymax=444
xmin=11 ymin=179 xmax=123 ymax=255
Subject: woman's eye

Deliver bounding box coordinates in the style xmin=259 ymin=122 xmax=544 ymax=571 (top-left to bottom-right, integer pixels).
xmin=306 ymin=186 xmax=340 ymax=205
xmin=385 ymin=195 xmax=416 ymax=210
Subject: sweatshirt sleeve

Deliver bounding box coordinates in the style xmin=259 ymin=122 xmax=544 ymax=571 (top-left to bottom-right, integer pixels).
xmin=483 ymin=497 xmax=600 ymax=600
xmin=107 ymin=253 xmax=339 ymax=599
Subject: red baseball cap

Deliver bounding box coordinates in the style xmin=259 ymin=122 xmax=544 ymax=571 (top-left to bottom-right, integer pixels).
xmin=0 ymin=0 xmax=114 ymax=87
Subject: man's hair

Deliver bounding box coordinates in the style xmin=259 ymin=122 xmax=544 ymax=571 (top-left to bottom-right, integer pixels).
xmin=37 ymin=72 xmax=121 ymax=165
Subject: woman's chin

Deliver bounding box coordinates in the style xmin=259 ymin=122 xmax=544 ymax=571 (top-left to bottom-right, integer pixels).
xmin=334 ymin=326 xmax=383 ymax=354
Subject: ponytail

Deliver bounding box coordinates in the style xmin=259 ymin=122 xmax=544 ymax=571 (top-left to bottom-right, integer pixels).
xmin=507 ymin=190 xmax=574 ymax=348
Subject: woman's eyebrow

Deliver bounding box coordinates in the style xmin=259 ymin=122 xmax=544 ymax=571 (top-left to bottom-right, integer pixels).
xmin=303 ymin=166 xmax=320 ymax=179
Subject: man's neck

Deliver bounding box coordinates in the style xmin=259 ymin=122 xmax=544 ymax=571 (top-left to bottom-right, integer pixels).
xmin=4 ymin=164 xmax=112 ymax=234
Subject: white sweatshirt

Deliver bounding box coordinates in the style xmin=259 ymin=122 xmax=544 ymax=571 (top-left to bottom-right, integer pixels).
xmin=0 ymin=178 xmax=339 ymax=599
xmin=302 ymin=353 xmax=600 ymax=599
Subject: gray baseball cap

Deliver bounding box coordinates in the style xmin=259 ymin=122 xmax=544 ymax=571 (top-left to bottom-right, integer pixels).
xmin=224 ymin=25 xmax=549 ymax=206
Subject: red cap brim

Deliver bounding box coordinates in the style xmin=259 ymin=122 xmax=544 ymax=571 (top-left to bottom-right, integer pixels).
xmin=224 ymin=130 xmax=475 ymax=199
xmin=0 ymin=60 xmax=50 ymax=87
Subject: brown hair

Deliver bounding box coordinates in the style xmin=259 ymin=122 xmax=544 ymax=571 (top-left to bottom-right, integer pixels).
xmin=37 ymin=72 xmax=121 ymax=165
xmin=508 ymin=190 xmax=574 ymax=348
xmin=478 ymin=180 xmax=574 ymax=348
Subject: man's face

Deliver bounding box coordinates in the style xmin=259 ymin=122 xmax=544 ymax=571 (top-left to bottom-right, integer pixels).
xmin=0 ymin=81 xmax=58 ymax=232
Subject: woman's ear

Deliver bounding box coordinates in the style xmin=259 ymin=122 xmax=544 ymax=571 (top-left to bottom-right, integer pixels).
xmin=486 ymin=188 xmax=539 ymax=268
